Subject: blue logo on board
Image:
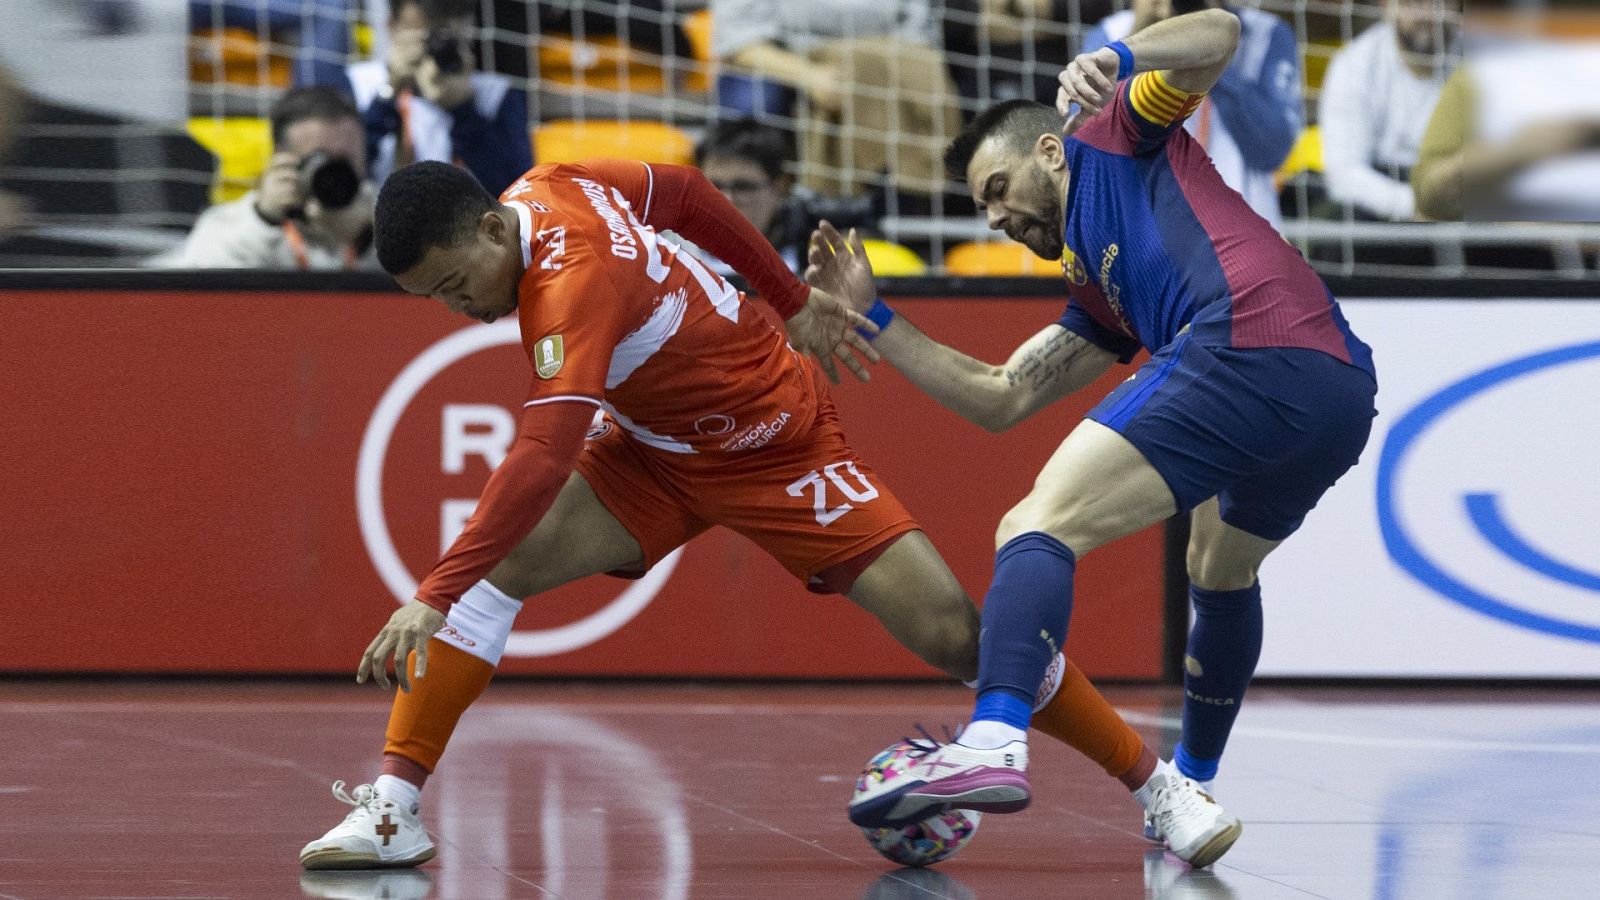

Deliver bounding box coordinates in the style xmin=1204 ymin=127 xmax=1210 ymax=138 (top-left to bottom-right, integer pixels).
xmin=1376 ymin=341 xmax=1600 ymax=643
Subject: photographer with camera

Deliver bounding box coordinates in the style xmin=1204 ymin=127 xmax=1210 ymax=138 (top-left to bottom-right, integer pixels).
xmin=681 ymin=118 xmax=880 ymax=277
xmin=343 ymin=0 xmax=530 ymax=195
xmin=156 ymin=87 xmax=378 ymax=270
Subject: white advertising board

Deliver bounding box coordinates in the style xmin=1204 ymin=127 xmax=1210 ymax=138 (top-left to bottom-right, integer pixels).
xmin=1257 ymin=300 xmax=1600 ymax=677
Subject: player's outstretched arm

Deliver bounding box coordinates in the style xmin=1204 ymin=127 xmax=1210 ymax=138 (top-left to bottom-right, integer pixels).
xmin=355 ymin=400 xmax=593 ymax=692
xmin=808 ymin=223 xmax=1117 ymax=432
xmin=1057 ymin=8 xmax=1239 ymax=123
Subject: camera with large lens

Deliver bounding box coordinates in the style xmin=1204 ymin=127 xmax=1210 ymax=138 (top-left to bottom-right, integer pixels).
xmin=296 ymin=152 xmax=361 ymax=212
xmin=778 ymin=189 xmax=882 ymax=246
xmin=423 ymin=29 xmax=466 ymax=75
xmin=797 ymin=193 xmax=880 ymax=232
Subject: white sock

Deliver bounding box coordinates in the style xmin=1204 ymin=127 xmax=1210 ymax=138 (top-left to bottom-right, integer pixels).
xmin=1133 ymin=758 xmax=1178 ymax=811
xmin=444 ymin=580 xmax=524 ymax=666
xmin=1200 ymin=779 xmax=1216 ymax=797
xmin=375 ymin=774 xmax=422 ymax=814
xmin=958 ymin=720 xmax=1027 ymax=749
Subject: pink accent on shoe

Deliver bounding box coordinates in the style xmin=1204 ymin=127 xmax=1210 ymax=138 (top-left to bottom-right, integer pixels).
xmin=914 ymin=767 xmax=1030 ymax=800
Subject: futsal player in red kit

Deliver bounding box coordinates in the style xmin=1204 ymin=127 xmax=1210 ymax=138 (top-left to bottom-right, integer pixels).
xmin=298 ymin=158 xmax=1233 ymax=869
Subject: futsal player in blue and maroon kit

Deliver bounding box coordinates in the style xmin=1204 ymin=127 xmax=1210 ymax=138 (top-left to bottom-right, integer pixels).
xmin=819 ymin=8 xmax=1376 ymax=867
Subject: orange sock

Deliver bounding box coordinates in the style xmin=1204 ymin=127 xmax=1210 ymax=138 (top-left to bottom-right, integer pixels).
xmin=1031 ymin=657 xmax=1156 ymax=790
xmin=381 ymin=639 xmax=495 ymax=783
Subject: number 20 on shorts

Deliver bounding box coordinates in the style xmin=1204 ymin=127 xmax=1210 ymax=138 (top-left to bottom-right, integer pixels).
xmin=786 ymin=462 xmax=880 ymax=527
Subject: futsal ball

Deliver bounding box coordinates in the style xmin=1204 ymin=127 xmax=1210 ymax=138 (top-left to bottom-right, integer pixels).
xmin=854 ymin=741 xmax=982 ymax=867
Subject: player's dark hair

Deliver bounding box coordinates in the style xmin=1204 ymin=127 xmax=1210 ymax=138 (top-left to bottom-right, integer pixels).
xmin=269 ymin=86 xmax=360 ymax=146
xmin=695 ymin=118 xmax=795 ymax=182
xmin=374 ymin=161 xmax=496 ymax=275
xmin=944 ymin=100 xmax=1065 ymax=179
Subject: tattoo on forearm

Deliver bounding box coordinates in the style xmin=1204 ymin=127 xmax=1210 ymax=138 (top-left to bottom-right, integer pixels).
xmin=1004 ymin=330 xmax=1092 ymax=392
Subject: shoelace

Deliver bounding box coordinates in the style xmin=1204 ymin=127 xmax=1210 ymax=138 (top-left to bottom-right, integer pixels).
xmin=330 ymin=780 xmax=382 ymax=822
xmin=901 ymin=723 xmax=961 ymax=757
xmin=1153 ymin=777 xmax=1213 ymax=835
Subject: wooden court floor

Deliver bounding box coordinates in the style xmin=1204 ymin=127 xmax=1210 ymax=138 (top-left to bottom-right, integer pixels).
xmin=4 ymin=680 xmax=1598 ymax=899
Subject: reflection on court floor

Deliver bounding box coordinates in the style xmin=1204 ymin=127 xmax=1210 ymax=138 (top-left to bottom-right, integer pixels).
xmin=4 ymin=681 xmax=1598 ymax=899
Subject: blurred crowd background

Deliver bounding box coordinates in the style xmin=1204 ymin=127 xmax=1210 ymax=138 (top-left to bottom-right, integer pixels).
xmin=0 ymin=0 xmax=1595 ymax=279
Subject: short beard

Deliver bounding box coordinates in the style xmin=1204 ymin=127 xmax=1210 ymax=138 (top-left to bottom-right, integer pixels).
xmin=1023 ymin=166 xmax=1063 ymax=260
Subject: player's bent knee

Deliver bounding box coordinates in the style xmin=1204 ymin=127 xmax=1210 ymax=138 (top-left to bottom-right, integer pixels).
xmin=1186 ymin=546 xmax=1261 ymax=592
xmin=995 ymin=499 xmax=1101 ymax=559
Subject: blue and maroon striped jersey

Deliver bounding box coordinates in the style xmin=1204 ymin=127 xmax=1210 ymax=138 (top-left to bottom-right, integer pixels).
xmin=1055 ymin=71 xmax=1374 ymax=377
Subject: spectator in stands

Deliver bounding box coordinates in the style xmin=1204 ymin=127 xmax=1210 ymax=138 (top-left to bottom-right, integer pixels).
xmin=191 ymin=0 xmax=353 ymax=88
xmin=1412 ymin=39 xmax=1600 ymax=221
xmin=710 ymin=0 xmax=960 ymax=206
xmin=684 ymin=118 xmax=881 ymax=275
xmin=155 ymin=87 xmax=379 ymax=269
xmin=1319 ymin=0 xmax=1458 ymax=221
xmin=944 ymin=0 xmax=1113 ymax=111
xmin=342 ymin=0 xmax=531 ymax=194
xmin=695 ymin=119 xmax=803 ymax=271
xmin=1083 ymin=0 xmax=1301 ymax=227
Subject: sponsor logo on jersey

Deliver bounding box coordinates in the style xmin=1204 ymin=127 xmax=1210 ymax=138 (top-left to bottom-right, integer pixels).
xmin=535 ymin=335 xmax=565 ymax=379
xmin=694 ymin=414 xmax=736 ymax=436
xmin=720 ymin=411 xmax=791 ymax=452
xmin=1098 ymin=243 xmax=1133 ymax=335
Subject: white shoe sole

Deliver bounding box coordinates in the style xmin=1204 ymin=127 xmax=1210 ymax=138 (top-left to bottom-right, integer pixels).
xmin=1171 ymin=820 xmax=1242 ymax=869
xmin=300 ymin=845 xmax=437 ymax=871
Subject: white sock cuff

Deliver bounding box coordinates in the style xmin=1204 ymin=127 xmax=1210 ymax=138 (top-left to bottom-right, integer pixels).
xmin=1133 ymin=759 xmax=1177 ymax=810
xmin=1033 ymin=652 xmax=1066 ymax=713
xmin=438 ymin=580 xmax=524 ymax=666
xmin=374 ymin=774 xmax=421 ymax=812
xmin=474 ymin=580 xmax=521 ymax=609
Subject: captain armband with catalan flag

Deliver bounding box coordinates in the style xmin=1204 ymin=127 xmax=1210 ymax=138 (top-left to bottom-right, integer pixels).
xmin=1127 ymin=69 xmax=1207 ymax=133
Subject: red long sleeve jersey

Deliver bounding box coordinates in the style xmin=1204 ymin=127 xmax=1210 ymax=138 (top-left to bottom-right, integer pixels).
xmin=414 ymin=159 xmax=820 ymax=612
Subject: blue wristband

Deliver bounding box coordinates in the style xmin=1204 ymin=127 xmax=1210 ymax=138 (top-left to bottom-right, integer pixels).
xmin=858 ymin=298 xmax=896 ymax=340
xmin=1107 ymin=41 xmax=1135 ymax=81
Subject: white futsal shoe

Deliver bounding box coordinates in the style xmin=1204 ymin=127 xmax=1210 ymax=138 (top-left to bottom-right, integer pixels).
xmin=1143 ymin=772 xmax=1241 ymax=868
xmin=299 ymin=781 xmax=436 ymax=870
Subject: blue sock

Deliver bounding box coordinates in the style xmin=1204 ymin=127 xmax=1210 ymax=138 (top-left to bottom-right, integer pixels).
xmin=1176 ymin=582 xmax=1264 ymax=782
xmin=971 ymin=532 xmax=1077 ymax=731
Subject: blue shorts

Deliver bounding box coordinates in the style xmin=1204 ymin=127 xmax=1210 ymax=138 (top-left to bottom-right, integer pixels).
xmin=1086 ymin=336 xmax=1378 ymax=541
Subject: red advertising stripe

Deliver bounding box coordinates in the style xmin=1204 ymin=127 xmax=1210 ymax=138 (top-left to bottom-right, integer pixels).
xmin=0 ymin=289 xmax=1163 ymax=678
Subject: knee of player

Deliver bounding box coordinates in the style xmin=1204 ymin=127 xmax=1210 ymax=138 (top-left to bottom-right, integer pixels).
xmin=995 ymin=500 xmax=1085 ymax=557
xmin=995 ymin=502 xmax=1043 ymax=550
xmin=1185 ymin=546 xmax=1261 ymax=593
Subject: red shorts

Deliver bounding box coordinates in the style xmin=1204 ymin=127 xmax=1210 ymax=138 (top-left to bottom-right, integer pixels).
xmin=573 ymin=404 xmax=919 ymax=594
